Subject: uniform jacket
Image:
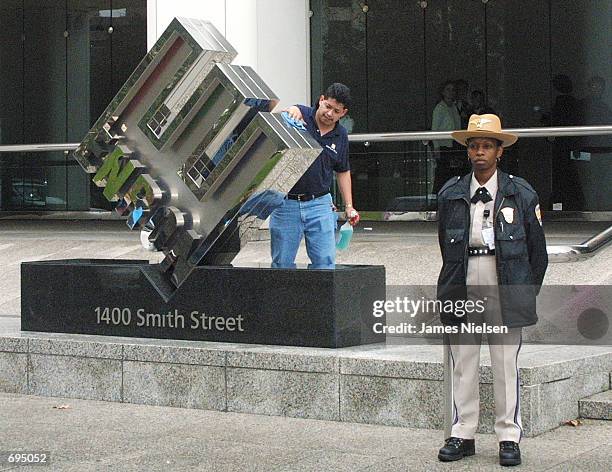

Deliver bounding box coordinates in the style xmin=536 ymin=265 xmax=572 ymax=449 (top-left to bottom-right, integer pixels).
xmin=436 ymin=170 xmax=548 ymax=328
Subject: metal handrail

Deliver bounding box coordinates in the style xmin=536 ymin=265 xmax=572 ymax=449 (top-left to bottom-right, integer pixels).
xmin=349 ymin=124 xmax=612 ymax=143
xmin=0 ymin=128 xmax=609 ymax=258
xmin=548 ymin=225 xmax=612 ymax=262
xmin=0 ymin=143 xmax=80 ymax=153
xmin=352 ymin=124 xmax=612 ymax=261
xmin=0 ymin=126 xmax=610 ymax=152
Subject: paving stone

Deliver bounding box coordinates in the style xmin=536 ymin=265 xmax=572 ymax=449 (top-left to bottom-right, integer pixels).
xmin=122 ymin=343 xmax=226 ymax=366
xmin=531 ymin=372 xmax=610 ymax=435
xmin=3 ymin=392 xmax=610 ymax=472
xmin=29 ymin=338 xmax=123 ymax=359
xmin=340 ymin=374 xmax=444 ymax=429
xmin=123 ymin=360 xmax=226 ymax=410
xmin=227 ymin=347 xmax=340 ymax=373
xmin=0 ymin=336 xmax=28 ymax=353
xmin=579 ymin=389 xmax=612 ymax=420
xmin=28 ymin=354 xmax=121 ymax=401
xmin=227 ymin=368 xmax=339 ymax=421
xmin=0 ymin=352 xmax=27 ymax=394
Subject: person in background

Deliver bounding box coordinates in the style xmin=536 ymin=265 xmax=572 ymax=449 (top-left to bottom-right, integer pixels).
xmin=432 ymin=80 xmax=464 ymax=193
xmin=470 ymin=90 xmax=495 ymax=116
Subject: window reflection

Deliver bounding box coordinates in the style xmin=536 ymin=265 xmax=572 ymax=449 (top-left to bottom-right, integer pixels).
xmin=0 ymin=0 xmax=147 ymax=211
xmin=311 ymin=0 xmax=611 ymax=212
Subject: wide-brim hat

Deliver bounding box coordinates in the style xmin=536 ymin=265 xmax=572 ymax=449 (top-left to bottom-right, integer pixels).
xmin=451 ymin=114 xmax=518 ymax=147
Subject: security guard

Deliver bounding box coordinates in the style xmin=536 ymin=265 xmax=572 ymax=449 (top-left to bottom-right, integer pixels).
xmin=436 ymin=114 xmax=548 ymax=466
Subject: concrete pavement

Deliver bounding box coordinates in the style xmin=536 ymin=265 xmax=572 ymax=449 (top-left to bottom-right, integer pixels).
xmin=1 ymin=392 xmax=610 ymax=471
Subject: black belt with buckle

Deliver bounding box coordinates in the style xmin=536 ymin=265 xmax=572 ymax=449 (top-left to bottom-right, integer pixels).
xmin=286 ymin=191 xmax=329 ymax=202
xmin=468 ymin=246 xmax=495 ymax=256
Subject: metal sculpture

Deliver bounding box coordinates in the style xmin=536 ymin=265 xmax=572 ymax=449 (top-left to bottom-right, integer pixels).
xmin=72 ymin=17 xmax=320 ymax=288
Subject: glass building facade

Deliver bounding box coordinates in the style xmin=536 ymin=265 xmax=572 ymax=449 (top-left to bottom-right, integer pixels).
xmin=0 ymin=1 xmax=609 ymax=215
xmin=0 ymin=0 xmax=146 ymax=211
xmin=311 ymin=0 xmax=612 ymax=214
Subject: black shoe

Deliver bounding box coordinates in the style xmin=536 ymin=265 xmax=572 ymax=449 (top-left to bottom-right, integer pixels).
xmin=438 ymin=437 xmax=476 ymax=462
xmin=499 ymin=441 xmax=521 ymax=466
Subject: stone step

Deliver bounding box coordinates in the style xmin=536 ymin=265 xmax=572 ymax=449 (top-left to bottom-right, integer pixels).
xmin=579 ymin=389 xmax=612 ymax=420
xmin=1 ymin=325 xmax=611 ymax=437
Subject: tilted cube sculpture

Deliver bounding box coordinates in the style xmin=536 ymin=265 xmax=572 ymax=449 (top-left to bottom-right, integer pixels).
xmin=21 ymin=17 xmax=385 ymax=348
xmin=72 ymin=18 xmax=321 ymax=288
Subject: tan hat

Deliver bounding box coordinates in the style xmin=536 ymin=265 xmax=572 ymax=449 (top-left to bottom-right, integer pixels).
xmin=451 ymin=114 xmax=518 ymax=147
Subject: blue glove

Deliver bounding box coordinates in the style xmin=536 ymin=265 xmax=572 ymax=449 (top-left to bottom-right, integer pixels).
xmin=281 ymin=111 xmax=307 ymax=132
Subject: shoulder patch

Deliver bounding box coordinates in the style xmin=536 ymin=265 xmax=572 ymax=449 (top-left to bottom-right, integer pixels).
xmin=535 ymin=204 xmax=542 ymax=225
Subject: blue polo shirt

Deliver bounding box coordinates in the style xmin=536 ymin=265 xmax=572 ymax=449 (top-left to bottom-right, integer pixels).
xmin=289 ymin=105 xmax=350 ymax=195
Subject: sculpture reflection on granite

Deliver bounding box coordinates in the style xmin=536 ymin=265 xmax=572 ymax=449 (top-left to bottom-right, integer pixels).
xmin=72 ymin=17 xmax=321 ymax=288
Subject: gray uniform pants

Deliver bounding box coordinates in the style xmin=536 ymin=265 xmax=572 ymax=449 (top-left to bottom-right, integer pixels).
xmin=448 ymin=253 xmax=523 ymax=442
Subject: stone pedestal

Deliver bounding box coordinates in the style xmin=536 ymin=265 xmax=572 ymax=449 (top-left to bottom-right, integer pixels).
xmin=21 ymin=260 xmax=385 ymax=348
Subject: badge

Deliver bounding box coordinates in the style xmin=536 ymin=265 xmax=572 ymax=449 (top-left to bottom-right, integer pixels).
xmin=482 ymin=227 xmax=495 ymax=250
xmin=535 ymin=204 xmax=542 ymax=225
xmin=472 ymin=117 xmax=492 ymax=129
xmin=501 ymin=207 xmax=514 ymax=224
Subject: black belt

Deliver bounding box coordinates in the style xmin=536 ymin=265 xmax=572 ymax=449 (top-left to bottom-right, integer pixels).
xmin=468 ymin=246 xmax=495 ymax=256
xmin=286 ymin=191 xmax=329 ymax=202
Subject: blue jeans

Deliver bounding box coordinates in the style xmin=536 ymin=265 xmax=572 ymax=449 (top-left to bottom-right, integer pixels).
xmin=270 ymin=193 xmax=337 ymax=269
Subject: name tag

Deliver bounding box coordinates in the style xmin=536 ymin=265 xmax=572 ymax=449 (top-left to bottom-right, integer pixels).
xmin=482 ymin=227 xmax=495 ymax=250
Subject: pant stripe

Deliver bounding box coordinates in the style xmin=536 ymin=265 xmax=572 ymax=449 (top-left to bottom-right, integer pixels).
xmin=513 ymin=333 xmax=523 ymax=439
xmin=448 ymin=343 xmax=459 ymax=426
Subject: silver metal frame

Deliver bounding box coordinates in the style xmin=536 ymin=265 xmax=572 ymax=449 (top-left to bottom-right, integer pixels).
xmin=1 ymin=124 xmax=611 ymax=154
xmin=1 ymin=125 xmax=610 ymax=247
xmin=548 ymin=225 xmax=612 ymax=262
xmin=348 ymin=124 xmax=612 ymax=143
xmin=0 ymin=144 xmax=80 ymax=153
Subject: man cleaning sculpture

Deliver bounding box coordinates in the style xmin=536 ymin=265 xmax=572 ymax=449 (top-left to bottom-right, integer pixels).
xmin=271 ymin=83 xmax=360 ymax=269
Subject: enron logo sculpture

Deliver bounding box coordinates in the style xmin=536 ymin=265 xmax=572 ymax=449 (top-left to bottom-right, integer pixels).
xmin=72 ymin=18 xmax=321 ymax=288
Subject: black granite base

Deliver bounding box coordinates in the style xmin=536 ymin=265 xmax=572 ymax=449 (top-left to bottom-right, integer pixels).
xmin=21 ymin=260 xmax=386 ymax=348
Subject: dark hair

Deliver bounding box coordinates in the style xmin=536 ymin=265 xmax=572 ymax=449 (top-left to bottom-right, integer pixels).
xmin=438 ymin=80 xmax=455 ymax=99
xmin=324 ymin=83 xmax=351 ymax=109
